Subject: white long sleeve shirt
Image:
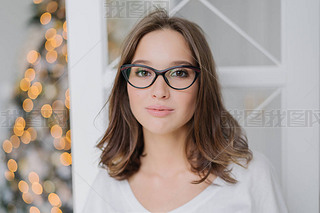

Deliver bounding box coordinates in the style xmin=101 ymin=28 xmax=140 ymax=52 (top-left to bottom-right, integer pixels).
xmin=82 ymin=150 xmax=288 ymax=213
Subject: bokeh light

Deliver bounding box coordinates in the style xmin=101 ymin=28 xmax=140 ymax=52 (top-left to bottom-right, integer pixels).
xmin=41 ymin=104 xmax=53 ymax=118
xmin=50 ymin=125 xmax=62 ymax=138
xmin=40 ymin=12 xmax=51 ymax=25
xmin=7 ymin=159 xmax=18 ymax=172
xmin=25 ymin=68 xmax=36 ymax=81
xmin=23 ymin=98 xmax=34 ymax=112
xmin=60 ymin=152 xmax=72 ymax=166
xmin=48 ymin=193 xmax=61 ymax=207
xmin=2 ymin=139 xmax=13 ymax=153
xmin=20 ymin=78 xmax=31 ymax=92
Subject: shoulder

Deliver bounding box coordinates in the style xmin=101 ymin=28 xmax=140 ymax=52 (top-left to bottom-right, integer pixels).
xmin=224 ymin=149 xmax=288 ymax=213
xmin=227 ymin=149 xmax=277 ymax=183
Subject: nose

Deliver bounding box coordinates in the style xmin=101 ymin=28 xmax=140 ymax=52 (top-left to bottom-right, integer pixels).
xmin=150 ymin=75 xmax=170 ymax=99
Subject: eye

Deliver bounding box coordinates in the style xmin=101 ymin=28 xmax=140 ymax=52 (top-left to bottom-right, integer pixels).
xmin=135 ymin=69 xmax=152 ymax=77
xmin=169 ymin=69 xmax=189 ymax=78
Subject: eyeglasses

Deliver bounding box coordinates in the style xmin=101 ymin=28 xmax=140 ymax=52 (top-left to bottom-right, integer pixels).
xmin=120 ymin=64 xmax=200 ymax=90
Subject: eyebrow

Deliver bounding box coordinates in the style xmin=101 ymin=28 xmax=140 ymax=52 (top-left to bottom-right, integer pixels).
xmin=131 ymin=59 xmax=195 ymax=67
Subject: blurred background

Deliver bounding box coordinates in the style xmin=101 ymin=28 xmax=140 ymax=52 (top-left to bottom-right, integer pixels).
xmin=1 ymin=0 xmax=319 ymax=213
xmin=0 ymin=0 xmax=71 ymax=212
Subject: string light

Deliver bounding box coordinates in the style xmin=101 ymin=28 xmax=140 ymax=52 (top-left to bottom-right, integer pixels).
xmin=48 ymin=193 xmax=61 ymax=207
xmin=41 ymin=104 xmax=53 ymax=118
xmin=10 ymin=135 xmax=20 ymax=148
xmin=4 ymin=170 xmax=15 ymax=181
xmin=45 ymin=28 xmax=57 ymax=40
xmin=18 ymin=180 xmax=29 ymax=193
xmin=21 ymin=131 xmax=32 ymax=144
xmin=40 ymin=12 xmax=52 ymax=25
xmin=51 ymin=207 xmax=62 ymax=213
xmin=50 ymin=125 xmax=62 ymax=138
xmin=22 ymin=192 xmax=33 ymax=204
xmin=7 ymin=159 xmax=18 ymax=172
xmin=33 ymin=82 xmax=43 ymax=94
xmin=32 ymin=182 xmax=43 ymax=195
xmin=27 ymin=127 xmax=37 ymax=141
xmin=60 ymin=152 xmax=72 ymax=166
xmin=23 ymin=98 xmax=34 ymax=112
xmin=46 ymin=1 xmax=58 ymax=13
xmin=25 ymin=68 xmax=36 ymax=81
xmin=30 ymin=206 xmax=41 ymax=213
xmin=27 ymin=50 xmax=40 ymax=64
xmin=28 ymin=172 xmax=40 ymax=184
xmin=2 ymin=140 xmax=13 ymax=153
xmin=20 ymin=78 xmax=31 ymax=91
xmin=33 ymin=0 xmax=42 ymax=4
xmin=46 ymin=50 xmax=58 ymax=63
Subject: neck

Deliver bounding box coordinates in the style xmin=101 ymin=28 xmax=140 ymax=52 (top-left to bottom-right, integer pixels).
xmin=140 ymin=126 xmax=191 ymax=178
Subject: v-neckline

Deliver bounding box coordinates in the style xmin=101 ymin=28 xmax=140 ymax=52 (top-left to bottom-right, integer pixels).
xmin=121 ymin=175 xmax=224 ymax=212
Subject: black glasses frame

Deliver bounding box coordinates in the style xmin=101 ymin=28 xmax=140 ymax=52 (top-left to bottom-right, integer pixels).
xmin=120 ymin=64 xmax=201 ymax=90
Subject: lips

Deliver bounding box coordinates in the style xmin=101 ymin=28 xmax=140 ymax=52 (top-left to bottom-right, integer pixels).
xmin=145 ymin=105 xmax=174 ymax=117
xmin=146 ymin=105 xmax=174 ymax=111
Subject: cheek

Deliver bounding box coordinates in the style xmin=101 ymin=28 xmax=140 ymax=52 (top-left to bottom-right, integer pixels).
xmin=127 ymin=86 xmax=144 ymax=115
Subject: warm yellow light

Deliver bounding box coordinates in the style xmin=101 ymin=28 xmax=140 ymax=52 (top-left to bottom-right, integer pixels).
xmin=5 ymin=170 xmax=15 ymax=181
xmin=45 ymin=40 xmax=55 ymax=51
xmin=27 ymin=50 xmax=39 ymax=64
xmin=33 ymin=82 xmax=42 ymax=94
xmin=66 ymin=130 xmax=71 ymax=141
xmin=28 ymin=85 xmax=39 ymax=100
xmin=32 ymin=182 xmax=43 ymax=195
xmin=47 ymin=1 xmax=58 ymax=13
xmin=62 ymin=31 xmax=68 ymax=40
xmin=27 ymin=127 xmax=37 ymax=141
xmin=60 ymin=152 xmax=72 ymax=166
xmin=21 ymin=131 xmax=31 ymax=144
xmin=51 ymin=207 xmax=62 ymax=213
xmin=45 ymin=28 xmax=57 ymax=40
xmin=46 ymin=51 xmax=58 ymax=63
xmin=2 ymin=139 xmax=13 ymax=153
xmin=28 ymin=171 xmax=39 ymax=183
xmin=15 ymin=117 xmax=26 ymax=128
xmin=43 ymin=180 xmax=55 ymax=193
xmin=40 ymin=12 xmax=51 ymax=25
xmin=10 ymin=135 xmax=20 ymax=148
xmin=65 ymin=88 xmax=70 ymax=100
xmin=23 ymin=98 xmax=34 ymax=112
xmin=50 ymin=125 xmax=62 ymax=139
xmin=20 ymin=78 xmax=31 ymax=91
xmin=7 ymin=159 xmax=18 ymax=172
xmin=53 ymin=138 xmax=64 ymax=150
xmin=52 ymin=100 xmax=64 ymax=113
xmin=13 ymin=126 xmax=24 ymax=137
xmin=64 ymin=99 xmax=70 ymax=109
xmin=41 ymin=104 xmax=52 ymax=118
xmin=63 ymin=21 xmax=67 ymax=32
xmin=61 ymin=44 xmax=68 ymax=56
xmin=52 ymin=35 xmax=63 ymax=48
xmin=25 ymin=68 xmax=36 ymax=81
xmin=33 ymin=0 xmax=42 ymax=4
xmin=18 ymin=180 xmax=29 ymax=193
xmin=22 ymin=192 xmax=33 ymax=204
xmin=48 ymin=193 xmax=61 ymax=207
xmin=30 ymin=206 xmax=40 ymax=213
xmin=65 ymin=54 xmax=68 ymax=62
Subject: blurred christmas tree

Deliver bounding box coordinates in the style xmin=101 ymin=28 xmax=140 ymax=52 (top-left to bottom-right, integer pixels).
xmin=0 ymin=0 xmax=72 ymax=212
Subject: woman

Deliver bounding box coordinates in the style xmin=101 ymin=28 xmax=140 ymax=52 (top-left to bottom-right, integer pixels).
xmin=83 ymin=9 xmax=288 ymax=213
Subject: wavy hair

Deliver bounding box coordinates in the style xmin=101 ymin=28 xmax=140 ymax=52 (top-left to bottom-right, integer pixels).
xmin=96 ymin=8 xmax=253 ymax=184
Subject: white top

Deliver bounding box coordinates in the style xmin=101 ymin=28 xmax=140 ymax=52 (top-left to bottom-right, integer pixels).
xmin=82 ymin=150 xmax=288 ymax=213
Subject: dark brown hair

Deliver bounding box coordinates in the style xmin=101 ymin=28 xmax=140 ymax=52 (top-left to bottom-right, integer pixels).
xmin=97 ymin=8 xmax=253 ymax=184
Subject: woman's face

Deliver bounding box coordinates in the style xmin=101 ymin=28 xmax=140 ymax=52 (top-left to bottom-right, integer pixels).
xmin=127 ymin=29 xmax=198 ymax=135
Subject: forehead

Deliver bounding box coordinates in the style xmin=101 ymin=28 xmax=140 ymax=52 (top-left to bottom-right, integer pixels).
xmin=132 ymin=29 xmax=195 ymax=67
